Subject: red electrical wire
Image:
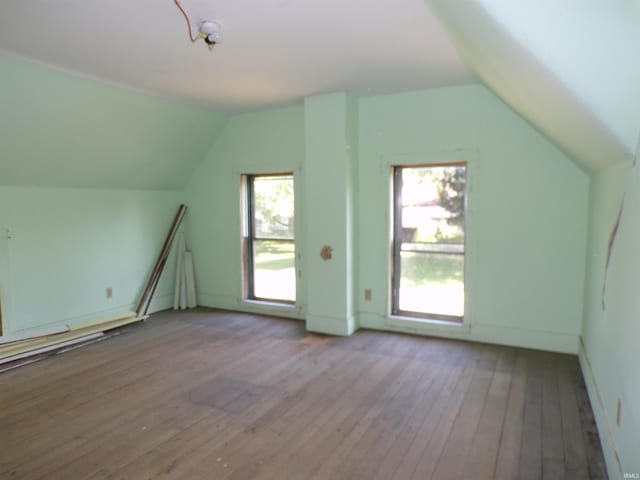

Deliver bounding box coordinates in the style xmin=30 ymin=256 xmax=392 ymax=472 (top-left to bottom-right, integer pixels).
xmin=174 ymin=0 xmax=198 ymax=43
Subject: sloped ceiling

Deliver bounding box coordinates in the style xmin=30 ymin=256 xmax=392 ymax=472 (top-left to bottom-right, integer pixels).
xmin=0 ymin=0 xmax=471 ymax=110
xmin=0 ymin=56 xmax=228 ymax=190
xmin=428 ymin=0 xmax=640 ymax=171
xmin=3 ymin=0 xmax=637 ymax=188
xmin=0 ymin=0 xmax=471 ymax=190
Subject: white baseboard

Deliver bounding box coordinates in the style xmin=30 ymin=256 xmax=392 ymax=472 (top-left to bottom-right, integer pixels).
xmin=578 ymin=341 xmax=621 ymax=480
xmin=197 ymin=292 xmax=305 ymax=320
xmin=199 ymin=292 xmax=358 ymax=336
xmin=307 ymin=313 xmax=356 ymax=336
xmin=147 ymin=293 xmax=174 ymax=314
xmin=358 ymin=312 xmax=579 ymax=354
xmin=471 ymin=323 xmax=579 ymax=354
xmin=4 ymin=291 xmax=175 ymax=335
xmin=197 ymin=296 xmax=577 ymax=352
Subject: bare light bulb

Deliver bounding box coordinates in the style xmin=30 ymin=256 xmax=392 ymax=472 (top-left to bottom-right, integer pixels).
xmin=198 ymin=21 xmax=223 ymax=45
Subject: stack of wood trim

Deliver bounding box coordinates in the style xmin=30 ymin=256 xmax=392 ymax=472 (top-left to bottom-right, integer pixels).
xmin=0 ymin=323 xmax=70 ymax=346
xmin=0 ymin=205 xmax=186 ymax=371
xmin=0 ymin=312 xmax=147 ymax=365
xmin=137 ymin=204 xmax=187 ymax=316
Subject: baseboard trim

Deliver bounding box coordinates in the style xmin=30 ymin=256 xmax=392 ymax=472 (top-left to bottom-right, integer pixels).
xmin=197 ymin=292 xmax=305 ymax=320
xmin=307 ymin=313 xmax=356 ymax=336
xmin=4 ymin=291 xmax=173 ymax=336
xmin=148 ymin=293 xmax=174 ymax=314
xmin=358 ymin=312 xmax=579 ymax=354
xmin=578 ymin=340 xmax=621 ymax=480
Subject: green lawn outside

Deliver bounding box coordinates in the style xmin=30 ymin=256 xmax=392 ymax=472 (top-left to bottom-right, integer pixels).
xmin=255 ymin=241 xmax=294 ymax=269
xmin=253 ymin=242 xmax=464 ymax=316
xmin=399 ymin=252 xmax=464 ymax=317
xmin=400 ymin=251 xmax=463 ymax=286
xmin=253 ymin=241 xmax=296 ymax=301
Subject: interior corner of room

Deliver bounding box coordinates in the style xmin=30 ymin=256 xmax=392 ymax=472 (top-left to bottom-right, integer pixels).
xmin=1 ymin=1 xmax=639 ymax=478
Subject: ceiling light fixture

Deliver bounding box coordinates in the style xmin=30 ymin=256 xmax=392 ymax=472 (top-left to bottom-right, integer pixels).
xmin=198 ymin=21 xmax=223 ymax=47
xmin=173 ymin=0 xmax=222 ymax=50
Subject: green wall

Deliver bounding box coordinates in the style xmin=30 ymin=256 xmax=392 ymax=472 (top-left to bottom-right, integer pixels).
xmin=0 ymin=56 xmax=224 ymax=334
xmin=356 ymin=86 xmax=589 ymax=352
xmin=185 ymin=84 xmax=590 ymax=353
xmin=304 ymin=93 xmax=357 ymax=335
xmin=184 ymin=106 xmax=307 ymax=319
xmin=0 ymin=186 xmax=183 ymax=333
xmin=0 ymin=56 xmax=228 ymax=190
xmin=2 ymin=55 xmax=590 ymax=353
xmin=1 ymin=49 xmax=632 ymax=480
xmin=581 ymin=160 xmax=640 ymax=478
xmin=184 ymin=96 xmax=358 ymax=335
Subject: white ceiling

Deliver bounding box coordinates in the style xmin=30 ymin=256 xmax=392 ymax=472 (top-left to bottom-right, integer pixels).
xmin=0 ymin=0 xmax=472 ymax=110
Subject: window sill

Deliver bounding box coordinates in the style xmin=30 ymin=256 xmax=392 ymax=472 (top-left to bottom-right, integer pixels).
xmin=390 ymin=314 xmax=462 ymax=326
xmin=386 ymin=315 xmax=470 ymax=334
xmin=236 ymin=298 xmax=303 ymax=320
xmin=243 ymin=299 xmax=296 ymax=309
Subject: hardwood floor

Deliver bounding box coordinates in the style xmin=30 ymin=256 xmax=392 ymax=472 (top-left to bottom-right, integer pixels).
xmin=0 ymin=308 xmax=607 ymax=479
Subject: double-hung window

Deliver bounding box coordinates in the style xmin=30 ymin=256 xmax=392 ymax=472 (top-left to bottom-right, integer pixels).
xmin=243 ymin=174 xmax=296 ymax=304
xmin=391 ymin=163 xmax=467 ymax=321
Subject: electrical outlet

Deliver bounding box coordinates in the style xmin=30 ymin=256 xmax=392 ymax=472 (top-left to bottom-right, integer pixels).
xmin=616 ymin=399 xmax=622 ymax=427
xmin=364 ymin=289 xmax=372 ymax=301
xmin=106 ymin=287 xmax=113 ymax=299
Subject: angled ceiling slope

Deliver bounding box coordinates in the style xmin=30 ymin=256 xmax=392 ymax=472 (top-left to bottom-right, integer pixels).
xmin=0 ymin=56 xmax=228 ymax=190
xmin=428 ymin=0 xmax=640 ymax=172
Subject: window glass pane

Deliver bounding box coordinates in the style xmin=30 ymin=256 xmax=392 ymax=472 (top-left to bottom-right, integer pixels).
xmin=400 ymin=166 xmax=465 ymax=248
xmin=253 ymin=240 xmax=296 ymax=302
xmin=398 ymin=251 xmax=464 ymax=317
xmin=254 ymin=176 xmax=294 ymax=239
xmin=394 ymin=164 xmax=466 ymax=319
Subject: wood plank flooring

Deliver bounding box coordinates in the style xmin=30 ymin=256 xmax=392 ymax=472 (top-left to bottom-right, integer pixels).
xmin=0 ymin=308 xmax=607 ymax=479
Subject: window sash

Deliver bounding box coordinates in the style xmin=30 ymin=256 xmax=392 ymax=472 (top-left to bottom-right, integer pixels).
xmin=391 ymin=163 xmax=466 ymax=322
xmin=245 ymin=174 xmax=295 ymax=304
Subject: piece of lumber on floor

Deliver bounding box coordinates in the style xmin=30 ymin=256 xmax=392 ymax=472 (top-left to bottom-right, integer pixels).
xmin=75 ymin=315 xmax=148 ymax=335
xmin=0 ymin=353 xmax=51 ymax=373
xmin=70 ymin=312 xmax=136 ymax=331
xmin=0 ymin=330 xmax=107 ymax=358
xmin=0 ymin=315 xmax=146 ymax=360
xmin=0 ymin=333 xmax=103 ymax=365
xmin=0 ymin=311 xmax=134 ymax=349
xmin=0 ymin=331 xmax=122 ymax=373
xmin=0 ymin=324 xmax=69 ymax=346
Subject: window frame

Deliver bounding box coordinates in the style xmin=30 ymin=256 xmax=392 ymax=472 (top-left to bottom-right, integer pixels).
xmin=390 ymin=161 xmax=468 ymax=323
xmin=243 ymin=172 xmax=296 ymax=305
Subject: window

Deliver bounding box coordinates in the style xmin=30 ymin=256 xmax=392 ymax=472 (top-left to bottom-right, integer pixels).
xmin=392 ymin=163 xmax=466 ymax=321
xmin=243 ymin=174 xmax=296 ymax=304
